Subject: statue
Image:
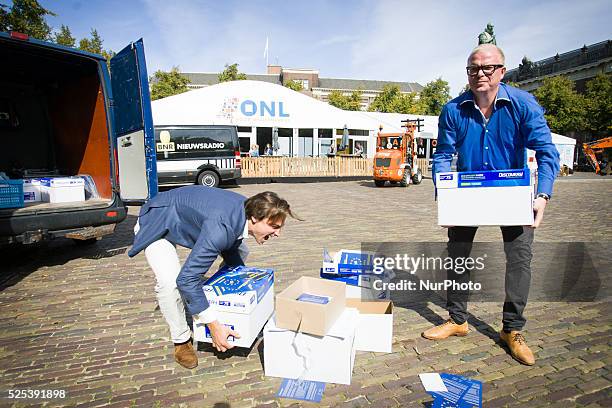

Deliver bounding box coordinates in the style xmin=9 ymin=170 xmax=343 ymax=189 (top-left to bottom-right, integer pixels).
xmin=478 ymin=23 xmax=497 ymax=45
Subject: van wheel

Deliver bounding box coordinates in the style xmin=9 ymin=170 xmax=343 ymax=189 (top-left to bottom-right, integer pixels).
xmin=412 ymin=169 xmax=423 ymax=185
xmin=399 ymin=168 xmax=410 ymax=187
xmin=374 ymin=180 xmax=385 ymax=187
xmin=197 ymin=170 xmax=220 ymax=188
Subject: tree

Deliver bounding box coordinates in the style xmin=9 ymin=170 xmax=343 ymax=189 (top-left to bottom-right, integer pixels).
xmin=218 ymin=63 xmax=247 ymax=82
xmin=584 ymin=73 xmax=612 ymax=137
xmin=533 ymin=75 xmax=586 ymax=135
xmin=419 ymin=78 xmax=451 ymax=116
xmin=327 ymin=89 xmax=362 ymax=111
xmin=54 ymin=24 xmax=75 ymax=47
xmin=285 ymin=80 xmax=303 ymax=91
xmin=390 ymin=92 xmax=425 ymax=114
xmin=328 ymin=90 xmax=350 ymax=110
xmin=368 ymin=85 xmax=423 ymax=114
xmin=79 ymin=28 xmax=103 ymax=54
xmin=368 ymin=84 xmax=402 ymax=113
xmin=149 ymin=67 xmax=191 ymax=100
xmin=347 ymin=89 xmax=363 ymax=111
xmin=0 ymin=0 xmax=54 ymax=40
xmin=78 ymin=28 xmax=115 ymax=65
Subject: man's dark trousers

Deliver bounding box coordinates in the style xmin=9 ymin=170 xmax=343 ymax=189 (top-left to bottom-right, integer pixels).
xmin=446 ymin=226 xmax=534 ymax=331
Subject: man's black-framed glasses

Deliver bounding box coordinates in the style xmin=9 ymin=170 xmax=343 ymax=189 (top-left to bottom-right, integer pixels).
xmin=466 ymin=64 xmax=504 ymax=77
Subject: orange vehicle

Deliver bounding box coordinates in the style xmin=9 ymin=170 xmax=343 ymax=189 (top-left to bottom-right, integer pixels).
xmin=373 ymin=119 xmax=423 ymax=187
xmin=582 ymin=136 xmax=612 ymax=175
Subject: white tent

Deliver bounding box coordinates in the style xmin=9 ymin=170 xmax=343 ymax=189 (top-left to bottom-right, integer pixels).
xmin=152 ymin=80 xmax=405 ymax=157
xmin=551 ymin=132 xmax=577 ymax=169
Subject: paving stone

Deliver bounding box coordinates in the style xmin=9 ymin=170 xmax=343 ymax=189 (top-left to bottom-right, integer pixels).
xmin=0 ymin=177 xmax=610 ymax=406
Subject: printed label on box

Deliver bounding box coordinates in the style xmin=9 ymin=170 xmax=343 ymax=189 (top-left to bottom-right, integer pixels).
xmin=203 ymin=265 xmax=274 ymax=313
xmin=204 ymin=323 xmax=235 ymax=341
xmin=277 ymin=379 xmax=325 ymax=402
xmin=296 ymin=293 xmax=331 ymax=304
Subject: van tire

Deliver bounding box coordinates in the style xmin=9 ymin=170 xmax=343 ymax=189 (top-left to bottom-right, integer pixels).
xmin=197 ymin=170 xmax=220 ymax=188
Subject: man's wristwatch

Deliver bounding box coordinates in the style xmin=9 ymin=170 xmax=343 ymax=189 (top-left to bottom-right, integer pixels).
xmin=536 ymin=193 xmax=550 ymax=201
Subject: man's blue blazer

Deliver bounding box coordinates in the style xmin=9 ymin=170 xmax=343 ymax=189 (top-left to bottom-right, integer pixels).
xmin=128 ymin=186 xmax=247 ymax=315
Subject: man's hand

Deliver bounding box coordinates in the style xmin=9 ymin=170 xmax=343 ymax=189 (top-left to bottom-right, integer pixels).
xmin=206 ymin=320 xmax=241 ymax=352
xmin=532 ymin=197 xmax=548 ymax=228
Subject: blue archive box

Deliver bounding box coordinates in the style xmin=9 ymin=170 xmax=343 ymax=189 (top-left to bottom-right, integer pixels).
xmin=436 ymin=169 xmax=535 ymax=226
xmin=322 ymin=249 xmax=376 ymax=275
xmin=203 ymin=265 xmax=274 ymax=314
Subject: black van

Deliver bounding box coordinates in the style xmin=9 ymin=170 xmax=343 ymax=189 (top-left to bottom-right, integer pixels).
xmin=154 ymin=125 xmax=241 ymax=188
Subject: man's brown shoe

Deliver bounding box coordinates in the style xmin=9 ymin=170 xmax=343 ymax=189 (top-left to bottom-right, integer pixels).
xmin=422 ymin=319 xmax=469 ymax=340
xmin=174 ymin=342 xmax=198 ymax=369
xmin=499 ymin=330 xmax=535 ymax=366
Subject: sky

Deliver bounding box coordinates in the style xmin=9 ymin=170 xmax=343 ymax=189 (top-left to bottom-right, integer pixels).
xmin=34 ymin=0 xmax=612 ymax=96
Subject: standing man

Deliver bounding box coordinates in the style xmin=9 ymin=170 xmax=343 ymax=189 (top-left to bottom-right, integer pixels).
xmin=128 ymin=187 xmax=299 ymax=369
xmin=424 ymin=44 xmax=560 ymax=365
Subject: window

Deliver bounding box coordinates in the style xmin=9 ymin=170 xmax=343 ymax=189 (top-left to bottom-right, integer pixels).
xmin=237 ymin=126 xmax=252 ymax=132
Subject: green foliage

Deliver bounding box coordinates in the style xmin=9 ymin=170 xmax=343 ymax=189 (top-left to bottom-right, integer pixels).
xmin=79 ymin=28 xmax=104 ymax=54
xmin=368 ymin=84 xmax=400 ymax=112
xmin=54 ymin=24 xmax=75 ymax=47
xmin=218 ymin=63 xmax=247 ymax=82
xmin=150 ymin=67 xmax=191 ymax=100
xmin=285 ymin=80 xmax=303 ymax=91
xmin=419 ymin=78 xmax=451 ymax=115
xmin=533 ymin=76 xmax=587 ymax=135
xmin=328 ymin=89 xmax=363 ymax=111
xmin=0 ymin=0 xmax=54 ymax=40
xmin=368 ymin=85 xmax=424 ymax=114
xmin=584 ymin=73 xmax=612 ymax=136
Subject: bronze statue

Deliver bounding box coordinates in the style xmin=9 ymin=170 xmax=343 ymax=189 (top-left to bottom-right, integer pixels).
xmin=478 ymin=23 xmax=496 ymax=45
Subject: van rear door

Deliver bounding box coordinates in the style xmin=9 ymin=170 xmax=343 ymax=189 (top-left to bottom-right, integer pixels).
xmin=109 ymin=38 xmax=158 ymax=202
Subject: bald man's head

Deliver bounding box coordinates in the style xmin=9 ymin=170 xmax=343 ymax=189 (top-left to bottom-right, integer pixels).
xmin=468 ymin=44 xmax=505 ymax=65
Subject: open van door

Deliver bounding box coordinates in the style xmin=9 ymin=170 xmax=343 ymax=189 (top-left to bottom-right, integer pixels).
xmin=110 ymin=38 xmax=158 ymax=202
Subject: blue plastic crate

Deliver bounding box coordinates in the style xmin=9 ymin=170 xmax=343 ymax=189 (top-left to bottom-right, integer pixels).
xmin=0 ymin=179 xmax=24 ymax=209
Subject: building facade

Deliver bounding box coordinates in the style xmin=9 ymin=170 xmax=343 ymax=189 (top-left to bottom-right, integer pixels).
xmin=181 ymin=65 xmax=423 ymax=111
xmin=504 ymin=40 xmax=612 ymax=93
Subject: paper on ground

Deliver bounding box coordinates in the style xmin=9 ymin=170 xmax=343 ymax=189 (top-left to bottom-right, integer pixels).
xmin=419 ymin=373 xmax=448 ymax=392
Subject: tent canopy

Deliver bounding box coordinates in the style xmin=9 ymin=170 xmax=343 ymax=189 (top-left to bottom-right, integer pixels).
xmin=152 ymin=80 xmax=401 ymax=132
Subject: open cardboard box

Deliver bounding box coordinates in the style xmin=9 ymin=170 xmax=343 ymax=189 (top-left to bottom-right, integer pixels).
xmin=346 ymin=298 xmax=393 ymax=353
xmin=275 ymin=276 xmax=345 ymax=337
xmin=264 ymin=308 xmax=358 ymax=385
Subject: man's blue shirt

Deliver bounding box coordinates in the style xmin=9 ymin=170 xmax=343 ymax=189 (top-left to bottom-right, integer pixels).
xmin=432 ymin=83 xmax=560 ymax=196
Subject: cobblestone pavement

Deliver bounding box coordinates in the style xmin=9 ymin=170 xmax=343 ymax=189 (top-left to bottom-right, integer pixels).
xmin=1 ymin=175 xmax=611 ymax=407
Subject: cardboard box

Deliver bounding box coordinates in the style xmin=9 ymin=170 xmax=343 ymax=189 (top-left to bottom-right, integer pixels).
xmin=320 ymin=270 xmax=390 ymax=300
xmin=275 ymin=276 xmax=345 ymax=337
xmin=193 ymin=283 xmax=274 ymax=348
xmin=346 ymin=299 xmax=393 ymax=353
xmin=40 ymin=177 xmax=85 ymax=203
xmin=263 ymin=308 xmax=358 ymax=385
xmin=23 ymin=179 xmax=42 ymax=203
xmin=203 ymin=266 xmax=274 ymax=314
xmin=436 ymin=169 xmax=534 ymax=226
xmin=322 ymin=249 xmax=376 ymax=275
xmin=193 ymin=266 xmax=275 ymax=348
